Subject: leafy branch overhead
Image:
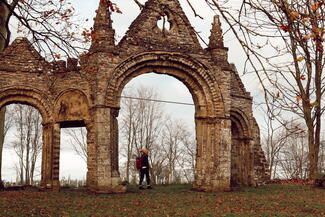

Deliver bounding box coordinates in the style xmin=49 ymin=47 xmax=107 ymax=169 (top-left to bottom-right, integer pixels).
xmin=1 ymin=0 xmax=95 ymax=60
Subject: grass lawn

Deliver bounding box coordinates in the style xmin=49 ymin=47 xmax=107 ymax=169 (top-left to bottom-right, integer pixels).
xmin=0 ymin=184 xmax=324 ymax=216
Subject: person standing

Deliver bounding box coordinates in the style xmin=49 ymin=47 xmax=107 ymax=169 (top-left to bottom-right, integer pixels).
xmin=139 ymin=148 xmax=152 ymax=189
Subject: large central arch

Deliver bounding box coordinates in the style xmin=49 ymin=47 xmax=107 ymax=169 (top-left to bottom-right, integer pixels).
xmin=107 ymin=52 xmax=224 ymax=116
xmin=85 ymin=52 xmax=232 ymax=192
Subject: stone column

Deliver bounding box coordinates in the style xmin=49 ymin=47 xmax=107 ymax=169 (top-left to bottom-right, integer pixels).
xmin=91 ymin=106 xmax=125 ymax=193
xmin=85 ymin=120 xmax=95 ymax=188
xmin=40 ymin=123 xmax=60 ymax=190
xmin=194 ymin=116 xmax=232 ymax=191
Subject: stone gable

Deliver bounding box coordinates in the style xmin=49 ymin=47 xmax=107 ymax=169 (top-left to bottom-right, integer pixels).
xmin=119 ymin=0 xmax=202 ymax=53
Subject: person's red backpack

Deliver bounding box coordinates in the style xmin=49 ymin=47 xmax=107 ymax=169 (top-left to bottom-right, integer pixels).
xmin=135 ymin=157 xmax=142 ymax=169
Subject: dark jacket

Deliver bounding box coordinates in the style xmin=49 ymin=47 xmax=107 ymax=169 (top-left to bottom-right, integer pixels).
xmin=140 ymin=154 xmax=149 ymax=169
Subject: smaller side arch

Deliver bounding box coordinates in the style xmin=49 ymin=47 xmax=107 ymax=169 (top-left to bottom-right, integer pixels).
xmin=0 ymin=87 xmax=52 ymax=123
xmin=230 ymin=108 xmax=253 ymax=187
xmin=230 ymin=108 xmax=251 ymax=139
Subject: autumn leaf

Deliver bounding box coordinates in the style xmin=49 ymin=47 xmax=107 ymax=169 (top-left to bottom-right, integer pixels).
xmin=280 ymin=25 xmax=289 ymax=32
xmin=296 ymin=95 xmax=301 ymax=103
xmin=311 ymin=3 xmax=320 ymax=11
xmin=289 ymin=11 xmax=299 ymax=20
xmin=300 ymin=75 xmax=306 ymax=80
xmin=55 ymin=53 xmax=61 ymax=59
xmin=296 ymin=57 xmax=304 ymax=62
xmin=310 ymin=2 xmax=324 ymax=11
xmin=115 ymin=7 xmax=122 ymax=14
xmin=91 ymin=32 xmax=97 ymax=40
xmin=310 ymin=101 xmax=320 ymax=107
xmin=312 ymin=26 xmax=322 ymax=34
xmin=304 ymin=34 xmax=310 ymax=40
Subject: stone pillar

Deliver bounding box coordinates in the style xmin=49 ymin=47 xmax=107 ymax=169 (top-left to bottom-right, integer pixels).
xmin=85 ymin=120 xmax=95 ymax=188
xmin=194 ymin=116 xmax=231 ymax=191
xmin=90 ymin=106 xmax=125 ymax=193
xmin=40 ymin=123 xmax=60 ymax=190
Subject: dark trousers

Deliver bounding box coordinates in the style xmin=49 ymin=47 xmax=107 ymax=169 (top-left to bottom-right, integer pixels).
xmin=139 ymin=168 xmax=150 ymax=186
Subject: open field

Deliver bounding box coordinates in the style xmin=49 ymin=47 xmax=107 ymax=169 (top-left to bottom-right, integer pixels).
xmin=0 ymin=184 xmax=324 ymax=216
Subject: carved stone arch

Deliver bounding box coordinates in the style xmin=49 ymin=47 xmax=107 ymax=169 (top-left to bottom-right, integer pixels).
xmin=106 ymin=51 xmax=225 ymax=117
xmin=230 ymin=108 xmax=254 ymax=187
xmin=54 ymin=89 xmax=91 ymax=127
xmin=230 ymin=108 xmax=251 ymax=139
xmin=0 ymin=87 xmax=52 ymax=123
xmin=96 ymin=51 xmax=231 ymax=192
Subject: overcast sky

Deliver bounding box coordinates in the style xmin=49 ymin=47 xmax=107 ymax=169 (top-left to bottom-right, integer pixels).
xmin=2 ymin=0 xmax=266 ymax=182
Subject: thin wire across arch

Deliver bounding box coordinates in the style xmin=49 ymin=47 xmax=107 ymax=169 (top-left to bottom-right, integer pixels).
xmin=119 ymin=95 xmax=194 ymax=106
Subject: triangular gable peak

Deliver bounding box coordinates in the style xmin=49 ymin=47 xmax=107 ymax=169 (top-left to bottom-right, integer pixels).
xmin=230 ymin=64 xmax=251 ymax=99
xmin=0 ymin=37 xmax=50 ymax=73
xmin=119 ymin=0 xmax=202 ymax=53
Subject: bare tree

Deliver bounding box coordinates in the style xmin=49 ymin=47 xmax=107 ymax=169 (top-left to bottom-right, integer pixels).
xmin=278 ymin=132 xmax=309 ymax=179
xmin=10 ymin=104 xmax=42 ymax=185
xmin=161 ymin=119 xmax=180 ymax=184
xmin=159 ymin=119 xmax=196 ymax=184
xmin=64 ymin=128 xmax=87 ymax=163
xmin=208 ymin=0 xmax=325 ymax=179
xmin=119 ymin=91 xmax=138 ymax=182
xmin=118 ymin=85 xmax=165 ymax=182
xmin=261 ymin=104 xmax=292 ymax=179
xmin=177 ymin=125 xmax=196 ymax=183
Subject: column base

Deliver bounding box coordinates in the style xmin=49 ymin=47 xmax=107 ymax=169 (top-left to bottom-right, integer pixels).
xmin=193 ymin=179 xmax=231 ymax=192
xmin=39 ymin=180 xmax=60 ymax=191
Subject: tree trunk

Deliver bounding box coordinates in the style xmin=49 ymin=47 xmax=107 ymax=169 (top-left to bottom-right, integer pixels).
xmin=307 ymin=126 xmax=318 ymax=180
xmin=0 ymin=1 xmax=10 ymax=51
xmin=0 ymin=1 xmax=10 ymax=186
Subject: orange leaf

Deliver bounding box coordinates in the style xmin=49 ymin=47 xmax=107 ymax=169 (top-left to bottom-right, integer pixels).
xmin=91 ymin=32 xmax=97 ymax=40
xmin=55 ymin=54 xmax=61 ymax=59
xmin=296 ymin=57 xmax=304 ymax=62
xmin=312 ymin=26 xmax=322 ymax=34
xmin=290 ymin=11 xmax=299 ymax=20
xmin=311 ymin=3 xmax=319 ymax=11
xmin=296 ymin=95 xmax=301 ymax=103
xmin=115 ymin=7 xmax=122 ymax=14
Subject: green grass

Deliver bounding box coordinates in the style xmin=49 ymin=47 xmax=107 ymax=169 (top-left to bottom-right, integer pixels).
xmin=0 ymin=184 xmax=324 ymax=216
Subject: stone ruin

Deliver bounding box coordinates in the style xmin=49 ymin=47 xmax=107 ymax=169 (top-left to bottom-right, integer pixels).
xmin=0 ymin=0 xmax=269 ymax=192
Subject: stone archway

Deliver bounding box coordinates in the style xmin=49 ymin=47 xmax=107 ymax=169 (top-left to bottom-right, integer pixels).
xmin=0 ymin=87 xmax=57 ymax=188
xmin=230 ymin=109 xmax=254 ymax=186
xmin=89 ymin=52 xmax=232 ymax=192
xmin=0 ymin=88 xmax=52 ymax=123
xmin=52 ymin=89 xmax=91 ymax=189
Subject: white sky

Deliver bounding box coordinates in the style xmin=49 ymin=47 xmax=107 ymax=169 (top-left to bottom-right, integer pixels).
xmin=2 ymin=0 xmax=266 ymax=182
